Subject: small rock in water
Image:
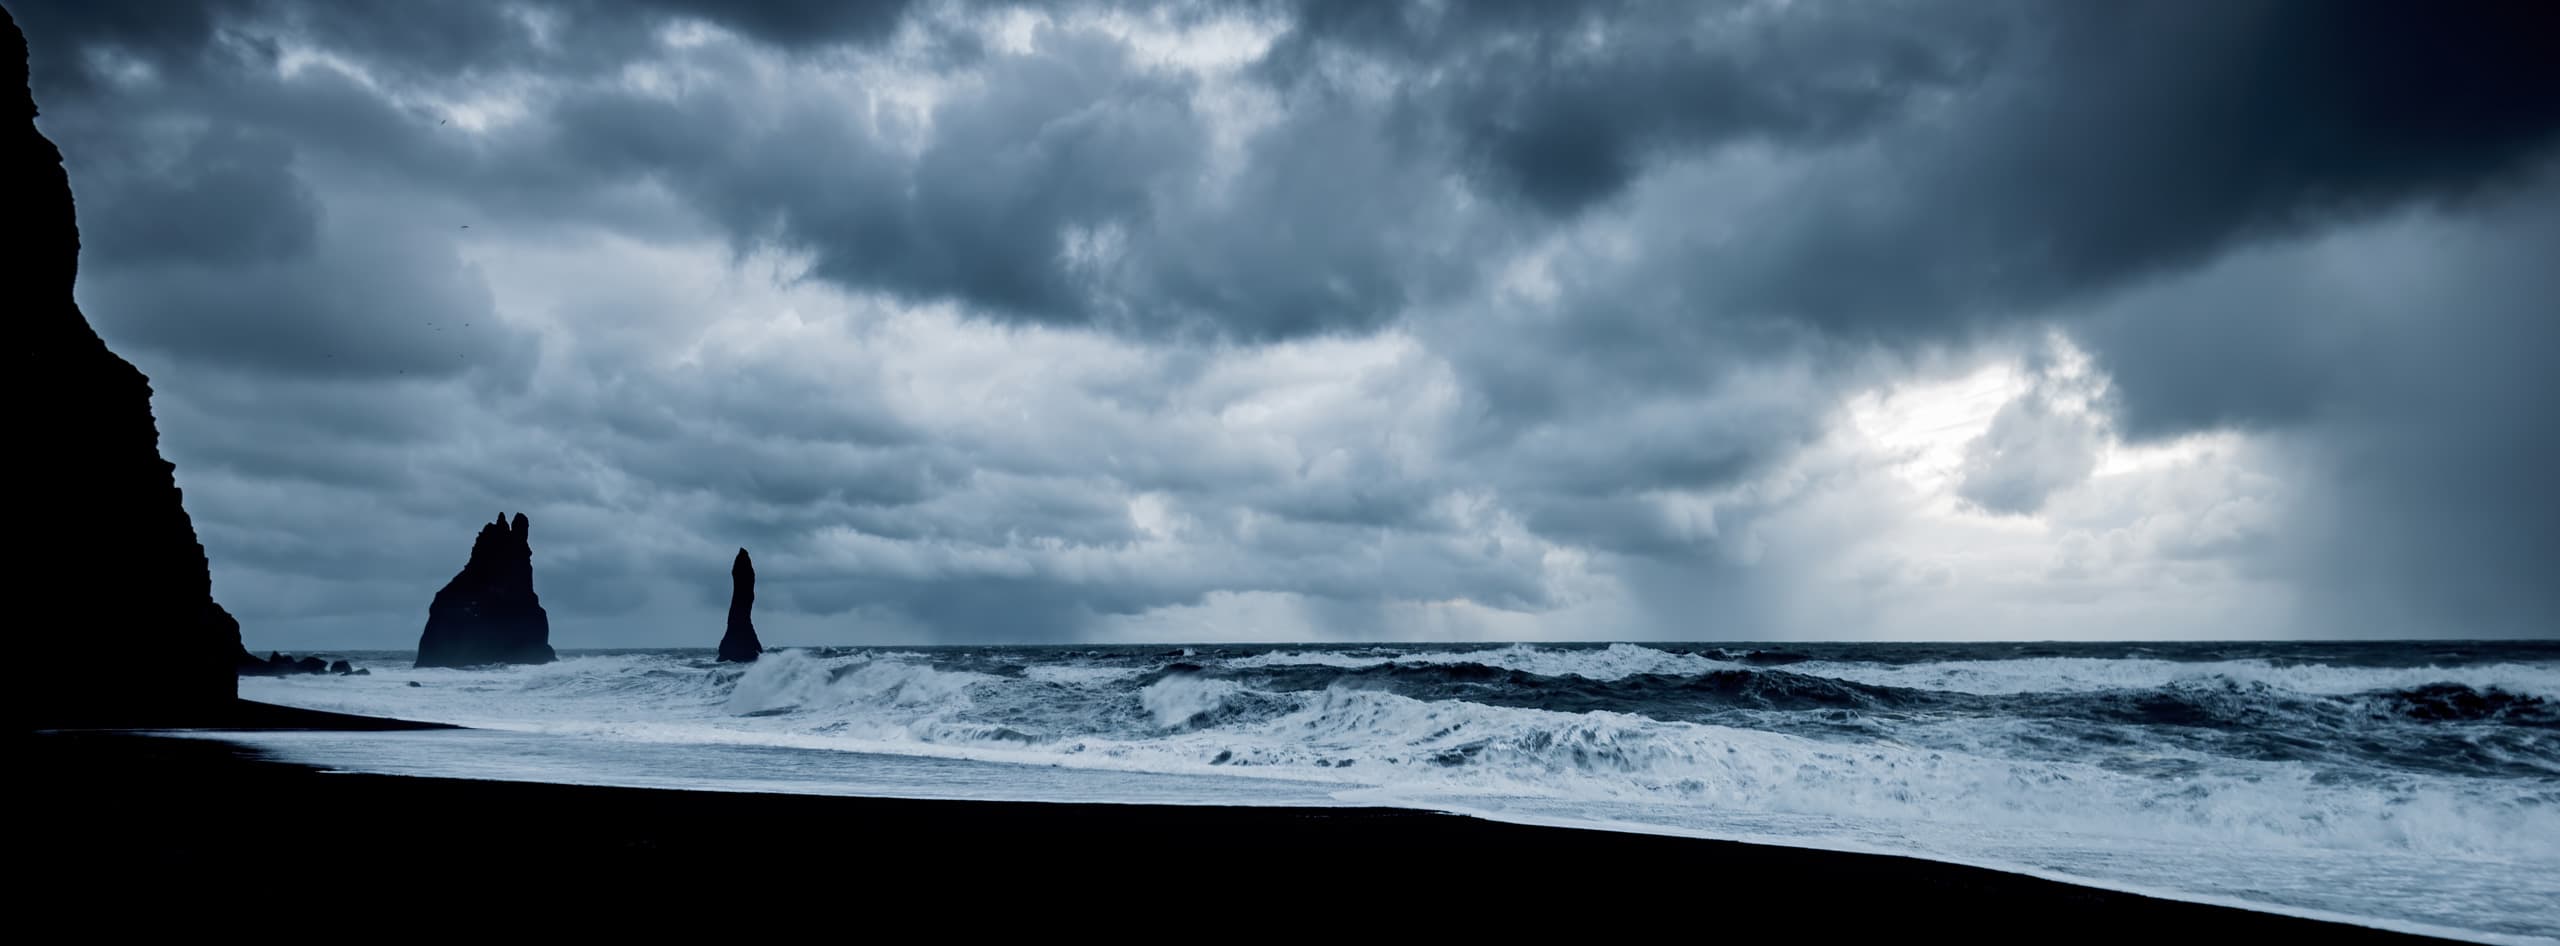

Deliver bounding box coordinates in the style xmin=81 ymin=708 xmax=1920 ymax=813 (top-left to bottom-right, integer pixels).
xmin=329 ymin=659 xmax=353 ymax=674
xmin=406 ymin=681 xmax=423 ymax=688
xmin=242 ymin=651 xmax=338 ymax=676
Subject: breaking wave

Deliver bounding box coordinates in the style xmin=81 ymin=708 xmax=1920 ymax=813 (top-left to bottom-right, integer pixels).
xmin=240 ymin=640 xmax=2560 ymax=940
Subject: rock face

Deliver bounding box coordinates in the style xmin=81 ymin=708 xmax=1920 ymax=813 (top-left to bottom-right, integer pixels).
xmin=11 ymin=8 xmax=244 ymax=727
xmin=414 ymin=513 xmax=555 ymax=668
xmin=717 ymin=548 xmax=762 ymax=663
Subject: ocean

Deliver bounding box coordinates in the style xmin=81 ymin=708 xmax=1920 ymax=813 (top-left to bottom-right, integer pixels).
xmin=232 ymin=641 xmax=2559 ymax=942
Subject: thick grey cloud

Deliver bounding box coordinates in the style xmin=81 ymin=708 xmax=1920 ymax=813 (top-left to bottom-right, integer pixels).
xmin=1955 ymin=395 xmax=2100 ymax=518
xmin=8 ymin=0 xmax=930 ymax=90
xmin=626 ymin=0 xmax=927 ymax=51
xmin=1953 ymin=360 xmax=2104 ymax=517
xmin=1705 ymin=0 xmax=2560 ymax=336
xmin=14 ymin=0 xmax=2558 ymax=645
xmin=1263 ymin=0 xmax=2004 ymax=215
xmin=80 ymin=222 xmax=537 ymax=383
xmin=683 ymin=26 xmax=1207 ymax=325
xmin=75 ymin=124 xmax=318 ymax=266
xmin=2079 ymin=173 xmax=2560 ymax=638
xmin=52 ymin=132 xmax=542 ymax=386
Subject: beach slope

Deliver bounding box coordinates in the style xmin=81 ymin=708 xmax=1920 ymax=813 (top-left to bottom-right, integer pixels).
xmin=21 ymin=722 xmax=2468 ymax=942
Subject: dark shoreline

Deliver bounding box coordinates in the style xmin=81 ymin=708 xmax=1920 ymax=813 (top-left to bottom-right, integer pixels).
xmin=33 ymin=698 xmax=459 ymax=732
xmin=21 ymin=704 xmax=2468 ymax=942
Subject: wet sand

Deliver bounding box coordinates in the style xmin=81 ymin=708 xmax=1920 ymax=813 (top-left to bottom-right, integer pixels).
xmin=19 ymin=704 xmax=2467 ymax=942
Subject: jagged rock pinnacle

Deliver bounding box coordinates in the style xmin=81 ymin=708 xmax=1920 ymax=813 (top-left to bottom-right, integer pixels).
xmin=414 ymin=512 xmax=554 ymax=668
xmin=717 ymin=548 xmax=762 ymax=663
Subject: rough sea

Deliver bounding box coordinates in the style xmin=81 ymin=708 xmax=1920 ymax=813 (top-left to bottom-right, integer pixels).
xmin=231 ymin=641 xmax=2559 ymax=943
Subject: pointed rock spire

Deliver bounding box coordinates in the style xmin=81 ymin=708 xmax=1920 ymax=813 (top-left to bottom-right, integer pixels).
xmin=717 ymin=548 xmax=762 ymax=663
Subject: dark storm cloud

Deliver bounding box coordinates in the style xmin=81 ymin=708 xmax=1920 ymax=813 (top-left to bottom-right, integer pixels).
xmin=70 ymin=123 xmax=319 ymax=266
xmin=742 ymin=28 xmax=1202 ymax=323
xmin=620 ymin=436 xmax=958 ymax=510
xmin=2078 ymin=173 xmax=2560 ymax=638
xmin=4 ymin=0 xmax=232 ymax=93
xmin=633 ymin=0 xmax=927 ymax=51
xmin=1709 ymin=0 xmax=2560 ymax=338
xmin=77 ymin=217 xmax=537 ymax=383
xmin=1124 ymin=100 xmax=1486 ymax=339
xmin=1263 ymin=0 xmax=2002 ymax=215
xmin=16 ymin=0 xmax=2560 ymax=643
xmin=8 ymin=0 xmax=931 ymax=88
xmin=1277 ymin=0 xmax=2560 ymax=630
xmin=26 ymin=0 xmax=2560 ymax=346
xmin=21 ymin=0 xmax=1508 ymax=340
xmin=535 ymin=20 xmax=1483 ymax=340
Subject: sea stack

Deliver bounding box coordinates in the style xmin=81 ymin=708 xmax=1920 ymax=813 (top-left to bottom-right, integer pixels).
xmin=415 ymin=512 xmax=555 ymax=668
xmin=717 ymin=548 xmax=762 ymax=662
xmin=10 ymin=8 xmax=247 ymax=727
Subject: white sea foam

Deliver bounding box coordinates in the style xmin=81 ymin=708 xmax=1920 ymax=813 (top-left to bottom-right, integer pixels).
xmin=1221 ymin=644 xmax=2560 ymax=700
xmin=236 ymin=646 xmax=2560 ymax=940
xmin=1138 ymin=674 xmax=1241 ymax=728
xmin=1023 ymin=664 xmax=1148 ymax=686
xmin=1223 ymin=642 xmax=1740 ymax=681
xmin=1784 ymin=656 xmax=2560 ymax=699
xmin=1159 ymin=686 xmax=2555 ymax=858
xmin=238 ymin=650 xmax=2560 ymax=861
xmin=727 ymin=649 xmax=993 ymax=714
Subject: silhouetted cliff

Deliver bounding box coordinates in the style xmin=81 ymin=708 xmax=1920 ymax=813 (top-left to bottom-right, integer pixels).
xmin=415 ymin=513 xmax=555 ymax=668
xmin=718 ymin=548 xmax=761 ymax=662
xmin=10 ymin=6 xmax=245 ymax=727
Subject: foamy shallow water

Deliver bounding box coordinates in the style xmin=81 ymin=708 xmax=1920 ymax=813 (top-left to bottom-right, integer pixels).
xmin=177 ymin=728 xmax=1353 ymax=805
xmin=237 ymin=642 xmax=2560 ymax=943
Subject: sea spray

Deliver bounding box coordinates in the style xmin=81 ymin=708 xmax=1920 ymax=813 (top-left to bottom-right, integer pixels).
xmin=1139 ymin=673 xmax=1242 ymax=728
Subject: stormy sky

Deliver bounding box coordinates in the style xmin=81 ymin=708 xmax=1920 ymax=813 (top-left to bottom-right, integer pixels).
xmin=15 ymin=0 xmax=2558 ymax=648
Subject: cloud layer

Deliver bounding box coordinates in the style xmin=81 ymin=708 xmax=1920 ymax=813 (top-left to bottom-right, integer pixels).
xmin=15 ymin=0 xmax=2557 ymax=646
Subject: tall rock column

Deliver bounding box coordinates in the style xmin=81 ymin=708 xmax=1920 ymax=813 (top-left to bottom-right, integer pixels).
xmin=10 ymin=6 xmax=245 ymax=726
xmin=415 ymin=513 xmax=555 ymax=668
xmin=717 ymin=548 xmax=761 ymax=663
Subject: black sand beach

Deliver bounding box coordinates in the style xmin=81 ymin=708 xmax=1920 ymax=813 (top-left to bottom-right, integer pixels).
xmin=22 ymin=704 xmax=2463 ymax=943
